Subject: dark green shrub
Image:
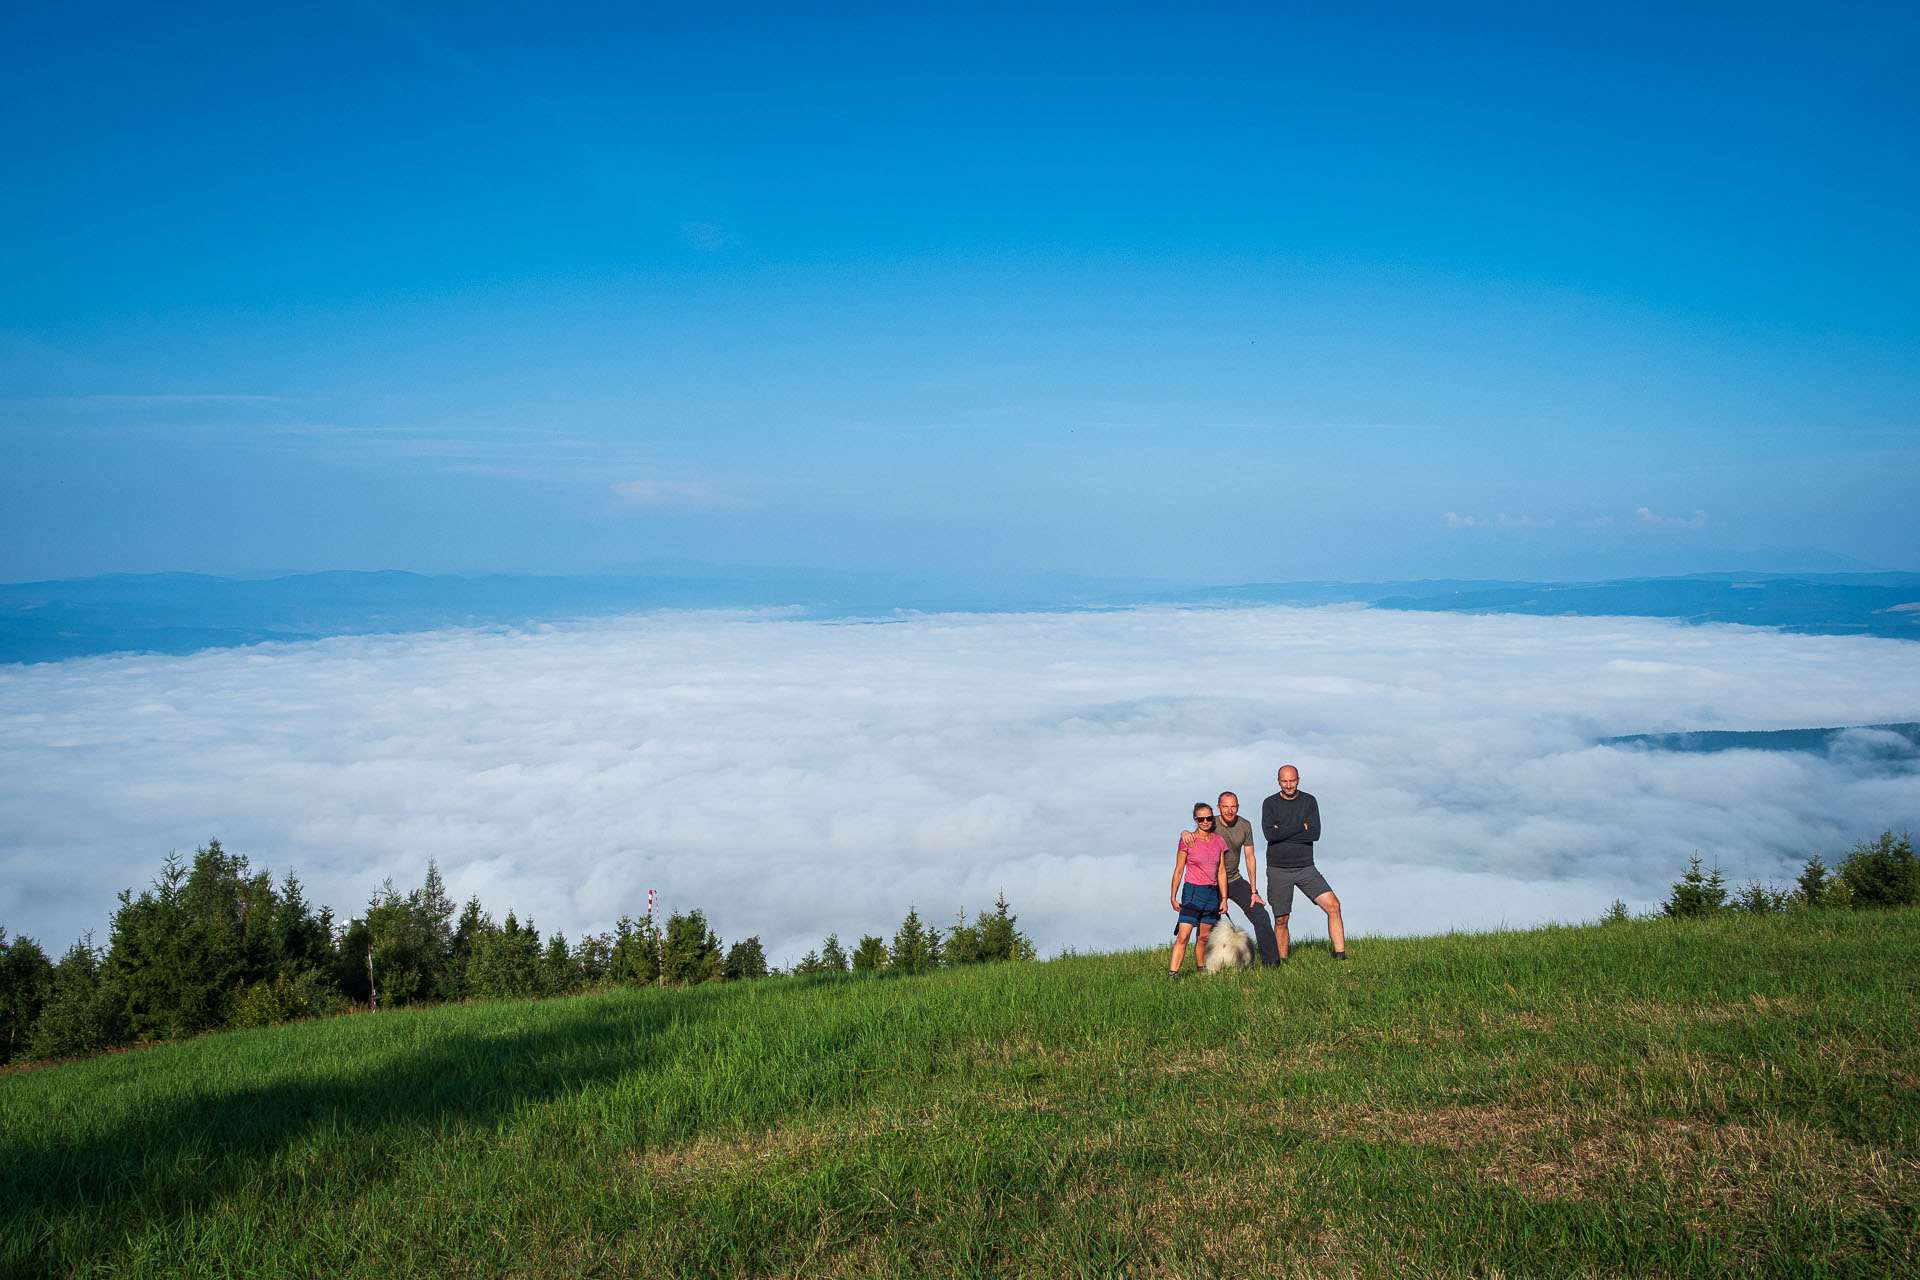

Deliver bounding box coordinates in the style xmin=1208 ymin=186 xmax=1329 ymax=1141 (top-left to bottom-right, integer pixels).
xmin=1731 ymin=879 xmax=1791 ymax=914
xmin=1836 ymin=829 xmax=1919 ymax=909
xmin=229 ymin=973 xmax=307 ymax=1029
xmin=30 ymin=940 xmax=128 ymax=1061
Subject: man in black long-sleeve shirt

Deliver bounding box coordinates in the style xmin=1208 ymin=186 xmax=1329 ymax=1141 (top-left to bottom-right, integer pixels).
xmin=1261 ymin=764 xmax=1347 ymax=961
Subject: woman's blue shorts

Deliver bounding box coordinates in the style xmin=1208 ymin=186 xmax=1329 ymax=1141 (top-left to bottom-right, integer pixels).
xmin=1176 ymin=883 xmax=1223 ymax=929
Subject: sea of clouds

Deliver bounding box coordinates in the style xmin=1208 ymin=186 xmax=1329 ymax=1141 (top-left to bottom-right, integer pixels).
xmin=4 ymin=605 xmax=1919 ymax=966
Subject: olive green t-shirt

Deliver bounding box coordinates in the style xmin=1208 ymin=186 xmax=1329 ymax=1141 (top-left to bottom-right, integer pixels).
xmin=1216 ymin=816 xmax=1254 ymax=881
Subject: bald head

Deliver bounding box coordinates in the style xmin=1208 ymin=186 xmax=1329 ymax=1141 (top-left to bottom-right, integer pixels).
xmin=1277 ymin=765 xmax=1299 ymax=798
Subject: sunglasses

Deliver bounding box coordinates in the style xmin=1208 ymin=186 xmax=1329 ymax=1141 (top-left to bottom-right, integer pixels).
xmin=1196 ymin=815 xmax=1215 ymax=823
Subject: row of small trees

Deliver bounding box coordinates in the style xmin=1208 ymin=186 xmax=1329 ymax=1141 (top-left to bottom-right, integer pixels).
xmin=0 ymin=841 xmax=1035 ymax=1067
xmin=789 ymin=897 xmax=1038 ymax=976
xmin=1606 ymin=828 xmax=1919 ymax=922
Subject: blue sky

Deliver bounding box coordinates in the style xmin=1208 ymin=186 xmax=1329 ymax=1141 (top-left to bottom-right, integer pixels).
xmin=4 ymin=1 xmax=1917 ymax=583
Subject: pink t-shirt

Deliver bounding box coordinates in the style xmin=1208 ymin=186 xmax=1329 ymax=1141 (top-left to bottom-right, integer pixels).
xmin=1180 ymin=831 xmax=1227 ymax=886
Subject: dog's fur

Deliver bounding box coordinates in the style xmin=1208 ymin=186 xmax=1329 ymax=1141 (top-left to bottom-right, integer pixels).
xmin=1203 ymin=917 xmax=1257 ymax=973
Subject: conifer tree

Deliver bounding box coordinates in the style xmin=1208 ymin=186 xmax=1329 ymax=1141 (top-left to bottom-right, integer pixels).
xmin=468 ymin=912 xmax=543 ymax=999
xmin=609 ymin=914 xmax=662 ymax=986
xmin=1796 ymin=856 xmax=1831 ymax=907
xmin=820 ymin=933 xmax=849 ymax=974
xmin=722 ymin=936 xmax=768 ymax=981
xmin=571 ymin=932 xmax=614 ymax=987
xmin=890 ymin=906 xmax=942 ymax=974
xmin=1662 ymin=854 xmax=1728 ymax=918
xmin=268 ymin=872 xmax=333 ymax=981
xmin=108 ymin=844 xmax=257 ymax=1037
xmin=976 ymin=892 xmax=1036 ymax=962
xmin=540 ymin=932 xmax=576 ymax=995
xmin=662 ymin=910 xmax=722 ymax=985
xmin=0 ymin=929 xmax=53 ymax=1064
xmin=446 ymin=897 xmax=487 ymax=999
xmin=333 ymin=916 xmax=373 ymax=1005
xmin=946 ymin=908 xmax=984 ymax=966
xmin=851 ymin=934 xmax=888 ymax=972
xmin=364 ymin=880 xmax=433 ymax=1007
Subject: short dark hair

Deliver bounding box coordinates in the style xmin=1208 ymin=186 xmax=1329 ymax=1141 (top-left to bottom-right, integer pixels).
xmin=1192 ymin=801 xmax=1213 ymax=818
xmin=1218 ymin=791 xmax=1238 ymax=804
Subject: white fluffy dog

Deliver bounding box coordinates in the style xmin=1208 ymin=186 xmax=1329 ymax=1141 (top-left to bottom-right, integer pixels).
xmin=1203 ymin=917 xmax=1257 ymax=973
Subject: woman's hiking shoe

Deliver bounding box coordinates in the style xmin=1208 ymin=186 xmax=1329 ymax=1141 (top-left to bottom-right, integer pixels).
xmin=1333 ymin=950 xmax=1348 ymax=961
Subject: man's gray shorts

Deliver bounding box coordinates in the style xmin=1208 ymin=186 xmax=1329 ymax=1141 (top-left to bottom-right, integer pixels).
xmin=1267 ymin=864 xmax=1334 ymax=917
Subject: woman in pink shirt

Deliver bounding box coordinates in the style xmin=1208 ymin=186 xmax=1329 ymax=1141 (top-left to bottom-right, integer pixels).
xmin=1167 ymin=801 xmax=1229 ymax=978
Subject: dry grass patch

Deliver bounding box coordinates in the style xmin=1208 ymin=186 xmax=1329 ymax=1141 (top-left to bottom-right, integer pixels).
xmin=1607 ymin=992 xmax=1809 ymax=1030
xmin=628 ymin=1105 xmax=953 ymax=1189
xmin=1325 ymin=1100 xmax=1917 ymax=1215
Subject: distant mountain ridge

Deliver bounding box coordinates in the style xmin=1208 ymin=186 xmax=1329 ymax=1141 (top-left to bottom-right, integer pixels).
xmin=1368 ymin=573 xmax=1920 ymax=639
xmin=3 ymin=568 xmax=1918 ymax=663
xmin=1602 ymin=723 xmax=1920 ymax=769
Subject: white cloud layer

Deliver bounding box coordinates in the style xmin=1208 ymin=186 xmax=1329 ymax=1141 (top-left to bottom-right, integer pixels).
xmin=4 ymin=607 xmax=1919 ymax=966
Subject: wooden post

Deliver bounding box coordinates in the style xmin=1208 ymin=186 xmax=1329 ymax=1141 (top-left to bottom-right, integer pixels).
xmin=367 ymin=942 xmax=377 ymax=1012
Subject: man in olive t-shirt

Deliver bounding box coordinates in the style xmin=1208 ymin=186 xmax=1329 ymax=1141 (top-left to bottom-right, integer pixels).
xmin=1215 ymin=791 xmax=1281 ymax=966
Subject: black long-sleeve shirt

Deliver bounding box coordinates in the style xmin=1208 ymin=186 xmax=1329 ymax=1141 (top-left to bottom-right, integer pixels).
xmin=1261 ymin=790 xmax=1321 ymax=870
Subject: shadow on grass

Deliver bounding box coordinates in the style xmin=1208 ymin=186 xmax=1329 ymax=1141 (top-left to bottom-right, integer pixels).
xmin=0 ymin=990 xmax=700 ymax=1257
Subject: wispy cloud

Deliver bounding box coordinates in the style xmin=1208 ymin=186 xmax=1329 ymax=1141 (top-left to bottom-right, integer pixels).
xmin=609 ymin=478 xmax=726 ymax=510
xmin=1445 ymin=511 xmax=1555 ymax=528
xmin=2 ymin=608 xmax=1915 ymax=966
xmin=1635 ymin=506 xmax=1709 ymax=532
xmin=49 ymin=394 xmax=291 ymax=407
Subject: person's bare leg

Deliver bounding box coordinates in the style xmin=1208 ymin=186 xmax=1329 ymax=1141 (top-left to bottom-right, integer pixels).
xmin=1195 ymin=922 xmax=1212 ymax=969
xmin=1169 ymin=923 xmax=1194 ymax=972
xmin=1315 ymin=890 xmax=1346 ymax=954
xmin=1275 ymin=914 xmax=1291 ymax=960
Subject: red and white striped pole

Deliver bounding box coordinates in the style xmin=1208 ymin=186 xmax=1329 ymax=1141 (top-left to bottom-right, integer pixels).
xmin=648 ymin=889 xmax=662 ymax=985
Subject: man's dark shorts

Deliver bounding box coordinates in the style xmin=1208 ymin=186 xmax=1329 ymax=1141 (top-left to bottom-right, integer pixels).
xmin=1267 ymin=864 xmax=1334 ymax=917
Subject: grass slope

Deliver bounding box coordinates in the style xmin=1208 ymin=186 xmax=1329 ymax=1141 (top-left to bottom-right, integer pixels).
xmin=3 ymin=912 xmax=1916 ymax=1279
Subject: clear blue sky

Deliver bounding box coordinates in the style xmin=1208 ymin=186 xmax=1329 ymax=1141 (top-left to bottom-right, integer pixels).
xmin=4 ymin=1 xmax=1917 ymax=584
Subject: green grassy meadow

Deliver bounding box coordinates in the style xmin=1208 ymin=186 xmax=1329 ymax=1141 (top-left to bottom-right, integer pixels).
xmin=4 ymin=911 xmax=1916 ymax=1279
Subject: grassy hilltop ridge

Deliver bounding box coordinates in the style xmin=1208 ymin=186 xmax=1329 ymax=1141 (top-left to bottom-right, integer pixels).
xmin=3 ymin=912 xmax=1916 ymax=1279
